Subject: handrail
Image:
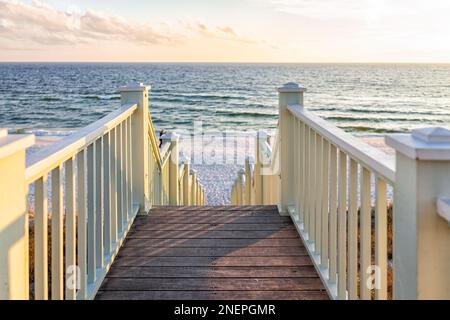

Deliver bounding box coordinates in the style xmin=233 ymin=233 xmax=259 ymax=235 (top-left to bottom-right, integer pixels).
xmin=287 ymin=104 xmax=395 ymax=183
xmin=26 ymin=103 xmax=137 ymax=184
xmin=147 ymin=114 xmax=163 ymax=169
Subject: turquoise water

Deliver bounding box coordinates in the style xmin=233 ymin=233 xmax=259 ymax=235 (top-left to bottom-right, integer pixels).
xmin=1 ymin=63 xmax=449 ymax=135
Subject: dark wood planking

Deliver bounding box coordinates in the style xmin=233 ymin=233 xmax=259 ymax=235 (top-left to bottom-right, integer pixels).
xmin=126 ymin=229 xmax=300 ymax=239
xmin=96 ymin=290 xmax=328 ymax=300
xmin=124 ymin=237 xmax=304 ymax=247
xmin=112 ymin=256 xmax=313 ymax=267
xmin=133 ymin=216 xmax=292 ymax=224
xmin=131 ymin=223 xmax=294 ymax=231
xmin=117 ymin=246 xmax=308 ymax=257
xmin=97 ymin=206 xmax=328 ymax=300
xmin=106 ymin=266 xmax=319 ymax=278
xmin=151 ymin=205 xmax=278 ymax=212
xmin=100 ymin=277 xmax=324 ymax=291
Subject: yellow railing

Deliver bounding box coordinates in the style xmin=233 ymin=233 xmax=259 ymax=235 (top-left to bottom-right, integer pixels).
xmin=231 ymin=82 xmax=450 ymax=300
xmin=0 ymin=82 xmax=204 ymax=300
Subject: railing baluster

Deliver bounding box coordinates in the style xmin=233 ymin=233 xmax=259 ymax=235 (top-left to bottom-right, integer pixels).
xmin=375 ymin=176 xmax=388 ymax=300
xmin=122 ymin=121 xmax=128 ymax=224
xmin=329 ymin=144 xmax=338 ymax=284
xmin=309 ymin=128 xmax=316 ymax=242
xmin=299 ymin=121 xmax=305 ymax=223
xmin=34 ymin=176 xmax=48 ymax=300
xmin=51 ymin=165 xmax=64 ymax=300
xmin=360 ymin=166 xmax=372 ymax=300
xmin=321 ymin=139 xmax=330 ymax=269
xmin=304 ymin=125 xmax=310 ymax=234
xmin=65 ymin=157 xmax=76 ymax=300
xmin=110 ymin=128 xmax=118 ymax=248
xmin=95 ymin=138 xmax=104 ymax=269
xmin=76 ymin=150 xmax=87 ymax=299
xmin=127 ymin=117 xmax=133 ymax=217
xmin=315 ymin=133 xmax=323 ymax=253
xmin=338 ymin=150 xmax=347 ymax=299
xmin=103 ymin=132 xmax=111 ymax=255
xmin=116 ymin=124 xmax=123 ymax=235
xmin=86 ymin=143 xmax=96 ymax=284
xmin=348 ymin=158 xmax=358 ymax=299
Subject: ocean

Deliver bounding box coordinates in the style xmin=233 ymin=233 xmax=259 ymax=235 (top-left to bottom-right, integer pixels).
xmin=1 ymin=63 xmax=450 ymax=137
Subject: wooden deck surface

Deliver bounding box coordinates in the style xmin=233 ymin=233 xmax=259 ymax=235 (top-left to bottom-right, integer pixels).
xmin=96 ymin=206 xmax=329 ymax=300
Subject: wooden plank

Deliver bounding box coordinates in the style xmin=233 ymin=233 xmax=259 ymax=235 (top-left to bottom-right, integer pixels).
xmin=126 ymin=229 xmax=301 ymax=239
xmin=51 ymin=166 xmax=64 ymax=300
xmin=100 ymin=277 xmax=324 ymax=291
xmin=96 ymin=290 xmax=328 ymax=300
xmin=315 ymin=133 xmax=322 ymax=252
xmin=111 ymin=256 xmax=313 ymax=267
xmin=329 ymin=144 xmax=338 ymax=283
xmin=131 ymin=223 xmax=294 ymax=231
xmin=103 ymin=132 xmax=111 ymax=255
xmin=106 ymin=266 xmax=320 ymax=278
xmin=321 ymin=139 xmax=330 ymax=269
xmin=338 ymin=150 xmax=347 ymax=299
xmin=124 ymin=237 xmax=304 ymax=247
xmin=86 ymin=143 xmax=96 ymax=284
xmin=133 ymin=216 xmax=292 ymax=224
xmin=76 ymin=150 xmax=87 ymax=299
xmin=34 ymin=176 xmax=48 ymax=300
xmin=348 ymin=158 xmax=358 ymax=299
xmin=117 ymin=246 xmax=308 ymax=257
xmin=147 ymin=211 xmax=281 ymax=217
xmin=375 ymin=176 xmax=388 ymax=300
xmin=109 ymin=128 xmax=118 ymax=248
xmin=360 ymin=167 xmax=372 ymax=300
xmin=65 ymin=157 xmax=76 ymax=300
xmin=95 ymin=137 xmax=104 ymax=268
xmin=150 ymin=205 xmax=279 ymax=212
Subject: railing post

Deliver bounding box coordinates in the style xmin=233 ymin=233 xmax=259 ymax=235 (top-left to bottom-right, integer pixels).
xmin=183 ymin=158 xmax=191 ymax=205
xmin=161 ymin=132 xmax=180 ymax=205
xmin=386 ymin=127 xmax=450 ymax=299
xmin=277 ymin=83 xmax=306 ymax=215
xmin=255 ymin=131 xmax=269 ymax=205
xmin=190 ymin=169 xmax=198 ymax=205
xmin=0 ymin=129 xmax=34 ymax=299
xmin=120 ymin=83 xmax=150 ymax=214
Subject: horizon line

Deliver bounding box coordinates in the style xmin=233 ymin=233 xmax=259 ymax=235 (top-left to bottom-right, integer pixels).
xmin=1 ymin=61 xmax=450 ymax=64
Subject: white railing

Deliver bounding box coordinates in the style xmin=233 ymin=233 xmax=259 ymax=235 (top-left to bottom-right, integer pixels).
xmin=0 ymin=83 xmax=204 ymax=300
xmin=232 ymin=82 xmax=450 ymax=300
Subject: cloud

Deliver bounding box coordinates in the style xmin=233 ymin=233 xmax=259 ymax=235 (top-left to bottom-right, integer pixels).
xmin=0 ymin=0 xmax=272 ymax=52
xmin=186 ymin=21 xmax=263 ymax=45
xmin=0 ymin=0 xmax=180 ymax=47
xmin=258 ymin=0 xmax=450 ymax=21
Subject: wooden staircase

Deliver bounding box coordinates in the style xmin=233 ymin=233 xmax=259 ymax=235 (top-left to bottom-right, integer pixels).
xmin=96 ymin=206 xmax=328 ymax=300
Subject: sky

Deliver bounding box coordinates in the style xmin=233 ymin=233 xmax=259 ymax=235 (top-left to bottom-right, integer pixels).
xmin=0 ymin=0 xmax=450 ymax=62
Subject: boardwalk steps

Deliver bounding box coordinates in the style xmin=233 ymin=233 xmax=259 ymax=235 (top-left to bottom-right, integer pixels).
xmin=96 ymin=206 xmax=329 ymax=300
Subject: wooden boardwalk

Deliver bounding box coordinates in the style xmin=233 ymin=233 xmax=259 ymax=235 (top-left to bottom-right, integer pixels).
xmin=96 ymin=206 xmax=329 ymax=300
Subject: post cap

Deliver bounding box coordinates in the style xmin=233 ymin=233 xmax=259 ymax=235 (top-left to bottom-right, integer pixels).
xmin=119 ymin=82 xmax=151 ymax=92
xmin=437 ymin=197 xmax=450 ymax=225
xmin=412 ymin=127 xmax=450 ymax=143
xmin=160 ymin=132 xmax=180 ymax=142
xmin=0 ymin=128 xmax=7 ymax=138
xmin=277 ymin=82 xmax=307 ymax=93
xmin=190 ymin=169 xmax=197 ymax=175
xmin=238 ymin=168 xmax=246 ymax=175
xmin=385 ymin=126 xmax=450 ymax=160
xmin=0 ymin=129 xmax=35 ymax=160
